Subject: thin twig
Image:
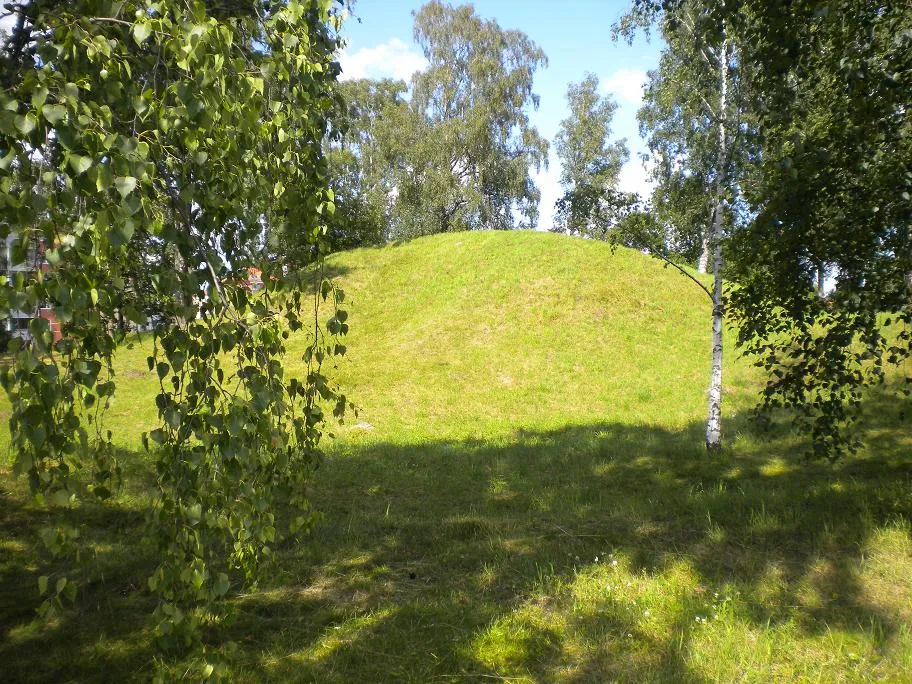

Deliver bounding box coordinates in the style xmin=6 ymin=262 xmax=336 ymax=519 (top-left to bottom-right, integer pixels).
xmin=645 ymin=246 xmax=715 ymax=302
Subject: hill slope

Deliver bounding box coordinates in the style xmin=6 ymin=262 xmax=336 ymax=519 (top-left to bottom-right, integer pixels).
xmin=3 ymin=230 xmax=753 ymax=450
xmin=306 ymin=230 xmax=746 ymax=442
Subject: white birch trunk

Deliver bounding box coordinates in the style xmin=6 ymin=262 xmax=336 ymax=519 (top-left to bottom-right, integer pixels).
xmin=697 ymin=237 xmax=710 ymax=274
xmin=705 ymin=207 xmax=725 ymax=452
xmin=705 ymin=36 xmax=731 ymax=454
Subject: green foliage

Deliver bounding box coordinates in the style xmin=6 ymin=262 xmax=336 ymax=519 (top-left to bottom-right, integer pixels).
xmin=623 ymin=0 xmax=912 ymax=458
xmin=726 ymin=0 xmax=912 ymax=459
xmin=553 ymin=73 xmax=628 ymax=235
xmin=323 ymin=3 xmax=549 ymax=244
xmin=390 ymin=1 xmax=549 ymax=237
xmin=630 ymin=0 xmax=754 ymax=272
xmin=0 ymin=0 xmax=350 ymax=654
xmin=617 ymin=0 xmax=912 ymax=458
xmin=324 ymin=78 xmax=409 ymax=249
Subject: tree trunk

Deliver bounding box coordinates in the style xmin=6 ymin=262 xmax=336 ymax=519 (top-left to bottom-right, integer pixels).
xmin=705 ymin=208 xmax=724 ymax=452
xmin=705 ymin=35 xmax=731 ymax=454
xmin=816 ymin=263 xmax=826 ymax=298
xmin=697 ymin=235 xmax=710 ymax=274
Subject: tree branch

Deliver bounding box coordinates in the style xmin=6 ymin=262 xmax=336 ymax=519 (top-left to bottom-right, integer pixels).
xmin=679 ymin=13 xmax=719 ymax=70
xmin=644 ymin=245 xmax=715 ymax=302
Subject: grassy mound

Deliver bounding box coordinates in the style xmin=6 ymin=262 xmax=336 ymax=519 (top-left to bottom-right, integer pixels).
xmin=301 ymin=230 xmax=758 ymax=440
xmin=2 ymin=231 xmax=911 ymax=681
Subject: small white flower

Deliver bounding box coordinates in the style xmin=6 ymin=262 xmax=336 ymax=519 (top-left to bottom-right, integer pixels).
xmin=611 ymin=559 xmax=618 ymax=567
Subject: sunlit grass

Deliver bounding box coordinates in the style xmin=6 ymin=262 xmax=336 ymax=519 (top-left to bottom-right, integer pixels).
xmin=2 ymin=231 xmax=911 ymax=681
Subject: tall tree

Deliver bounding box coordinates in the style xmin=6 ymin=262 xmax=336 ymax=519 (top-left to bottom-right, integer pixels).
xmin=621 ymin=0 xmax=911 ymax=459
xmin=619 ymin=0 xmax=751 ymax=452
xmin=325 ymin=77 xmax=409 ymax=248
xmin=553 ymin=73 xmax=628 ymax=235
xmin=390 ymin=1 xmax=549 ymax=238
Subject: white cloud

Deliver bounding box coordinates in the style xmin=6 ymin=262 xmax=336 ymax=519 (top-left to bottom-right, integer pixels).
xmin=338 ymin=38 xmax=427 ymax=83
xmin=602 ymin=68 xmax=648 ymax=107
xmin=533 ymin=153 xmax=562 ymax=231
xmin=0 ymin=12 xmax=18 ymax=48
xmin=617 ymin=155 xmax=655 ymax=200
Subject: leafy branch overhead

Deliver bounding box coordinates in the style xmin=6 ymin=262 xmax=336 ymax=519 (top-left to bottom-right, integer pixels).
xmin=0 ymin=0 xmax=351 ymax=655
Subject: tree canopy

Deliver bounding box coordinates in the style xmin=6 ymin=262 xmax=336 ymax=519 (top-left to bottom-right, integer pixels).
xmin=325 ymin=77 xmax=409 ymax=248
xmin=726 ymin=0 xmax=912 ymax=458
xmin=553 ymin=73 xmax=628 ymax=236
xmin=402 ymin=1 xmax=548 ymax=234
xmin=326 ymin=1 xmax=549 ymax=243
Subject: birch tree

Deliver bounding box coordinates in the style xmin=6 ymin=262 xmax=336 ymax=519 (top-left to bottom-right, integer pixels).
xmin=553 ymin=73 xmax=628 ymax=235
xmin=390 ymin=1 xmax=549 ymax=237
xmin=618 ymin=1 xmax=749 ymax=452
xmin=622 ymin=0 xmax=911 ymax=459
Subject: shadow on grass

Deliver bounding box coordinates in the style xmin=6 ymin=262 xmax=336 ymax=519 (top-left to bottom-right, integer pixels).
xmin=1 ymin=391 xmax=911 ymax=681
xmin=299 ymin=262 xmax=351 ymax=297
xmin=0 ymin=450 xmax=160 ymax=682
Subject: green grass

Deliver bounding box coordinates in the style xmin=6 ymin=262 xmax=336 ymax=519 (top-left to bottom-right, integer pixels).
xmin=2 ymin=231 xmax=911 ymax=681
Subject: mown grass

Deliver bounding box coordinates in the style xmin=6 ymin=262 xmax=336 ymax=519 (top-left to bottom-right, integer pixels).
xmin=1 ymin=231 xmax=911 ymax=681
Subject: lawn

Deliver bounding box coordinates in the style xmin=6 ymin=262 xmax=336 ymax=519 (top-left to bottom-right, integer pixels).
xmin=2 ymin=232 xmax=911 ymax=681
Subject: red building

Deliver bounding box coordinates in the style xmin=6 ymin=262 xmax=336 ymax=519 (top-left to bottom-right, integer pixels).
xmin=2 ymin=233 xmax=62 ymax=344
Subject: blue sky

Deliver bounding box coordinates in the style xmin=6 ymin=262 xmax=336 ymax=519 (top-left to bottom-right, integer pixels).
xmin=337 ymin=0 xmax=665 ymax=229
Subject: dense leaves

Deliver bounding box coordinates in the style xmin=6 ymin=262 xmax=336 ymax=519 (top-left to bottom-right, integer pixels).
xmin=324 ymin=77 xmax=409 ymax=248
xmin=330 ymin=2 xmax=549 ymax=242
xmin=0 ymin=0 xmax=350 ymax=654
xmin=727 ymin=0 xmax=912 ymax=459
xmin=401 ymin=1 xmax=548 ymax=235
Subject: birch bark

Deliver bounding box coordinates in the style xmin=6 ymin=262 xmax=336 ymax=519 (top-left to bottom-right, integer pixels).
xmin=705 ymin=35 xmax=732 ymax=453
xmin=698 ymin=236 xmax=710 ymax=274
